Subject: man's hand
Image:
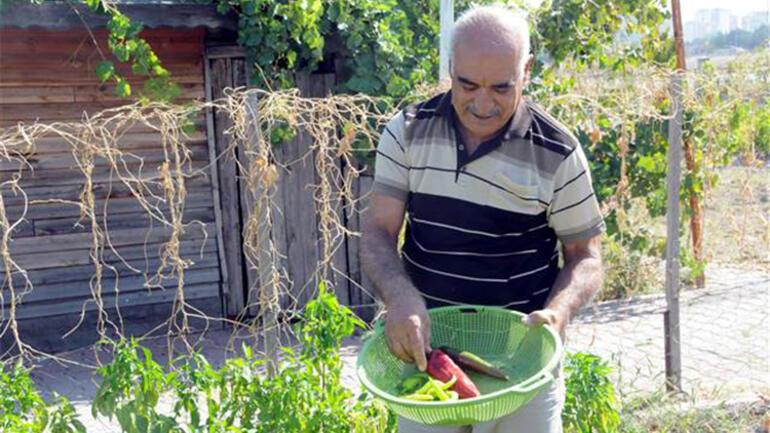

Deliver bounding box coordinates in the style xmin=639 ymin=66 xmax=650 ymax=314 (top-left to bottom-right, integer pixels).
xmin=523 ymin=308 xmax=567 ymax=339
xmin=384 ymin=295 xmax=432 ymax=371
xmin=361 ymin=192 xmax=432 ymax=370
xmin=523 ymin=236 xmax=603 ymax=341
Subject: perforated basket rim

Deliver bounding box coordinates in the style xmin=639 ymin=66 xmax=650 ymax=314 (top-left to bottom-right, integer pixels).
xmin=356 ymin=305 xmax=564 ymax=408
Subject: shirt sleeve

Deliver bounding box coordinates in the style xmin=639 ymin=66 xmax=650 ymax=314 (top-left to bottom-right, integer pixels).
xmin=372 ymin=111 xmax=409 ymax=202
xmin=548 ymin=145 xmax=605 ymax=242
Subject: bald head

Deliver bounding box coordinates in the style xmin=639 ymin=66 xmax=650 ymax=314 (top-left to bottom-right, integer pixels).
xmin=451 ymin=5 xmax=531 ymax=76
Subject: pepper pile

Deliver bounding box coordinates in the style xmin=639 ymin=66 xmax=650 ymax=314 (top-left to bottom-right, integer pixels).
xmin=397 ymin=347 xmax=509 ymax=402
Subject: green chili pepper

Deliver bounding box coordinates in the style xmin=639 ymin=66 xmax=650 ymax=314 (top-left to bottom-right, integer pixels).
xmin=441 ymin=375 xmax=457 ymax=390
xmin=403 ymin=393 xmax=434 ymax=401
xmin=398 ymin=372 xmax=430 ymax=395
xmin=428 ymin=377 xmax=450 ymax=401
xmin=459 ymin=351 xmax=494 ymax=368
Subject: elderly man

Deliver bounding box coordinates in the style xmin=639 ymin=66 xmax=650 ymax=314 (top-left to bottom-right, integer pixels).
xmin=360 ymin=5 xmax=604 ymax=433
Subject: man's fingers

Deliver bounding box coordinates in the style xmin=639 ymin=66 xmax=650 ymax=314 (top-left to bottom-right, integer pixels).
xmin=392 ymin=339 xmax=412 ymax=363
xmin=386 ymin=332 xmax=412 ymax=363
xmin=523 ymin=310 xmax=554 ymax=327
xmin=409 ymin=329 xmax=428 ymax=372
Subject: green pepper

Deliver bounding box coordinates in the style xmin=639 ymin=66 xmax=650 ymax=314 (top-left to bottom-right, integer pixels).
xmin=398 ymin=373 xmax=430 ymax=395
xmin=402 ymin=393 xmax=434 ymax=401
xmin=428 ymin=377 xmax=450 ymax=401
xmin=459 ymin=351 xmax=494 ymax=368
xmin=441 ymin=375 xmax=457 ymax=390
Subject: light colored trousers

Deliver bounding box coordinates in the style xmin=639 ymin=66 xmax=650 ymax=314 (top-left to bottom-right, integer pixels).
xmin=397 ymin=368 xmax=565 ymax=433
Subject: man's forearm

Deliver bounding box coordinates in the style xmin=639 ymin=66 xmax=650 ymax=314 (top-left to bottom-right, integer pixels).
xmin=361 ymin=227 xmax=422 ymax=307
xmin=545 ymin=250 xmax=603 ymax=324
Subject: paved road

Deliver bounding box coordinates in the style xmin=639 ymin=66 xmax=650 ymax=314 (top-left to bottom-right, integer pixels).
xmin=566 ymin=266 xmax=769 ymax=401
xmin=25 ymin=266 xmax=770 ymax=432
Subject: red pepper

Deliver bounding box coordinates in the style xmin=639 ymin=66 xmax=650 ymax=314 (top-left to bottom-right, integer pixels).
xmin=427 ymin=349 xmax=481 ymax=399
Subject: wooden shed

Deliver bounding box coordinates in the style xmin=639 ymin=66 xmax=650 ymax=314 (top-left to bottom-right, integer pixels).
xmin=0 ymin=1 xmax=375 ymax=352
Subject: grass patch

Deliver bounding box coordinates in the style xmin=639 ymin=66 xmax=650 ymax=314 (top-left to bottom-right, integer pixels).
xmin=620 ymin=392 xmax=769 ymax=433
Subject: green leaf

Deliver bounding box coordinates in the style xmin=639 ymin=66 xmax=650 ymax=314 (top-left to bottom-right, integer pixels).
xmin=95 ymin=60 xmax=115 ymax=83
xmin=115 ymin=78 xmax=131 ymax=98
xmin=85 ymin=0 xmax=105 ymax=13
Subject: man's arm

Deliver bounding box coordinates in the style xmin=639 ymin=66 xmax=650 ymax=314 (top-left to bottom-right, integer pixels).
xmin=525 ymin=235 xmax=603 ymax=337
xmin=361 ymin=193 xmax=431 ymax=371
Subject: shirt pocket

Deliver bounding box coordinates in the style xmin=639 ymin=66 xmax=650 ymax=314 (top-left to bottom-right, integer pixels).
xmin=485 ymin=171 xmax=545 ymax=214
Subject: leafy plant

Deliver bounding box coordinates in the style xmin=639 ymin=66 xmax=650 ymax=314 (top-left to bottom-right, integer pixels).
xmin=600 ymin=234 xmax=663 ymax=301
xmin=91 ymin=281 xmax=396 ymax=433
xmin=0 ymin=361 xmax=86 ymax=433
xmin=85 ymin=0 xmax=180 ymax=102
xmin=562 ymin=352 xmax=621 ymax=433
xmin=92 ymin=339 xmax=182 ymax=432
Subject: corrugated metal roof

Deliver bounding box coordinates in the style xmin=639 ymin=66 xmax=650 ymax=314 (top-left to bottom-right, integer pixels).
xmin=0 ymin=1 xmax=237 ymax=31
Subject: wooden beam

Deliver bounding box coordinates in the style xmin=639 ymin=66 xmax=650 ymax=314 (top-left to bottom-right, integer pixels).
xmin=203 ymin=50 xmax=230 ymax=321
xmin=4 ymin=267 xmax=220 ymax=307
xmin=205 ymin=46 xmax=247 ymax=59
xmin=209 ymin=57 xmax=246 ymax=317
xmin=8 ymin=283 xmax=221 ymax=320
xmin=347 ymin=175 xmax=377 ymax=321
xmin=8 ymin=224 xmax=215 ymax=255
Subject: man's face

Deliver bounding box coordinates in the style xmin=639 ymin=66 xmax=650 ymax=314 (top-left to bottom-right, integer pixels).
xmin=450 ymin=40 xmax=529 ymax=142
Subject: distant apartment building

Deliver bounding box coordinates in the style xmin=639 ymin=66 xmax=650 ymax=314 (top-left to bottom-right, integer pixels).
xmin=685 ymin=8 xmax=770 ymax=41
xmin=742 ymin=10 xmax=770 ymax=32
xmin=695 ymin=8 xmax=733 ymax=36
xmin=730 ymin=15 xmax=740 ymax=32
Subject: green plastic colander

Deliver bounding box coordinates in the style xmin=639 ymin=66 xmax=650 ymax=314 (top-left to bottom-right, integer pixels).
xmin=356 ymin=305 xmax=563 ymax=426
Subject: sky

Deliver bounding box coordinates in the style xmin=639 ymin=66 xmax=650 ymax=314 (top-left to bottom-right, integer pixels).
xmin=519 ymin=0 xmax=769 ymax=21
xmin=680 ymin=0 xmax=769 ymax=22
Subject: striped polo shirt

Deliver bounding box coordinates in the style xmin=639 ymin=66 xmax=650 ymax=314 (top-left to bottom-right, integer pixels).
xmin=373 ymin=91 xmax=604 ymax=313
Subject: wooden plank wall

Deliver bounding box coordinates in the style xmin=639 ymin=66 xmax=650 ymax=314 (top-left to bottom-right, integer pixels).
xmin=261 ymin=73 xmax=377 ymax=319
xmin=206 ymin=65 xmax=379 ymax=320
xmin=0 ymin=27 xmax=224 ymax=321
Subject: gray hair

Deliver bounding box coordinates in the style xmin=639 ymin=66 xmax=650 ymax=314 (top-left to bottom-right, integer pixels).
xmin=451 ymin=5 xmax=531 ymax=76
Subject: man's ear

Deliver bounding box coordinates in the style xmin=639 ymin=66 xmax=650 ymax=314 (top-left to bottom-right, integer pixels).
xmin=523 ymin=54 xmax=535 ymax=84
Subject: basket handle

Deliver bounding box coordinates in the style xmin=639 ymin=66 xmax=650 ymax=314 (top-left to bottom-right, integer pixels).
xmin=373 ymin=319 xmax=385 ymax=331
xmin=513 ymin=371 xmax=553 ymax=393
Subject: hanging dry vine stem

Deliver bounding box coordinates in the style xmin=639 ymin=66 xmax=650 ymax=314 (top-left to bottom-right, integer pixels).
xmin=220 ymin=87 xmax=392 ymax=358
xmin=0 ymin=64 xmax=766 ymax=364
xmin=0 ymin=86 xmax=396 ymax=362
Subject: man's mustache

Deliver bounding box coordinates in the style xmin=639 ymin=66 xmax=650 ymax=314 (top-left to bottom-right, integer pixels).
xmin=468 ymin=107 xmax=501 ymax=118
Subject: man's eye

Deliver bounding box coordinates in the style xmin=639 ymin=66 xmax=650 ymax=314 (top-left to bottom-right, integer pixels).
xmin=494 ymin=87 xmax=512 ymax=94
xmin=463 ymin=85 xmax=477 ymax=91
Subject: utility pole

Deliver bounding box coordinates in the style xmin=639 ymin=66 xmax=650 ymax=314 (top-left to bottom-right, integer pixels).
xmin=439 ymin=0 xmax=454 ymax=82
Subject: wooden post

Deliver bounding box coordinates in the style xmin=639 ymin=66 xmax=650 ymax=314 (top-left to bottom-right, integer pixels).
xmin=271 ymin=73 xmax=321 ymax=312
xmin=207 ymin=56 xmax=246 ymax=317
xmin=202 ymin=52 xmax=229 ymax=320
xmin=670 ymin=0 xmax=704 ymax=288
xmin=665 ymin=0 xmax=685 ymax=394
xmin=439 ymin=0 xmax=454 ymax=82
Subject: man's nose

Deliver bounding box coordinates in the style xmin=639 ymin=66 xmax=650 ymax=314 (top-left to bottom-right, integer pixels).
xmin=475 ymin=90 xmax=495 ymax=115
